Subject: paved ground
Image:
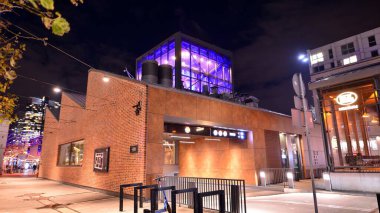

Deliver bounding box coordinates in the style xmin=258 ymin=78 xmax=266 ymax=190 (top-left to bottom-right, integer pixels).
xmin=0 ymin=177 xmax=378 ymax=213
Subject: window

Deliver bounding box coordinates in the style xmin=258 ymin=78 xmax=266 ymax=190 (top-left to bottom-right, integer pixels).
xmin=58 ymin=140 xmax=84 ymax=166
xmin=371 ymin=50 xmax=379 ymax=57
xmin=310 ymin=52 xmax=324 ymax=65
xmin=328 ymin=49 xmax=334 ymax=59
xmin=341 ymin=42 xmax=355 ymax=55
xmin=313 ymin=65 xmax=325 ymax=73
xmin=368 ymin=36 xmax=377 ymax=47
xmin=343 ymin=55 xmax=358 ymax=65
xmin=163 ymin=141 xmax=177 ymax=165
xmin=181 ymin=40 xmax=232 ymax=94
xmin=330 ymin=62 xmax=335 ymax=68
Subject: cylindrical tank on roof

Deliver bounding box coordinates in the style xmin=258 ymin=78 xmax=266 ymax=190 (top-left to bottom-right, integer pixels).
xmin=158 ymin=64 xmax=173 ymax=87
xmin=142 ymin=60 xmax=158 ymax=84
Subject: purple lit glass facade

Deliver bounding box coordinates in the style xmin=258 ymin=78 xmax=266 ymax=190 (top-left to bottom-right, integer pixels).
xmin=180 ymin=40 xmax=232 ymax=94
xmin=136 ymin=40 xmax=176 ymax=85
xmin=136 ymin=34 xmax=233 ymax=94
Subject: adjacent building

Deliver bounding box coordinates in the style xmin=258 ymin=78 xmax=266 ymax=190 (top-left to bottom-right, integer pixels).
xmin=0 ymin=121 xmax=9 ymax=175
xmin=39 ymin=33 xmax=324 ymax=194
xmin=3 ymin=97 xmax=58 ymax=173
xmin=308 ymin=27 xmax=380 ymax=192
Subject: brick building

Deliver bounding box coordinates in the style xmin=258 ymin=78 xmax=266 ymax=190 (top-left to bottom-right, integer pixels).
xmin=39 ymin=69 xmax=325 ymax=193
xmin=39 ymin=33 xmax=324 ymax=193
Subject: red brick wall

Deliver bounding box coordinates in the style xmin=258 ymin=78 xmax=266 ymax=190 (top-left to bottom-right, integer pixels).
xmin=39 ymin=69 xmax=147 ymax=193
xmin=146 ymin=85 xmax=309 ymax=185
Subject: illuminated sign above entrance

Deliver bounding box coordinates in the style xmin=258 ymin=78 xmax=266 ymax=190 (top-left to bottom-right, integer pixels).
xmin=164 ymin=123 xmax=247 ymax=140
xmin=335 ymin=91 xmax=358 ymax=106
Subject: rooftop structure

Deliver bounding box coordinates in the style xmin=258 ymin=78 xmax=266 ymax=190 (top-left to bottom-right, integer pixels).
xmin=136 ymin=32 xmax=233 ymax=95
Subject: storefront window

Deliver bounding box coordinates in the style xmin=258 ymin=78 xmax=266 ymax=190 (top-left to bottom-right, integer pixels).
xmin=321 ymin=81 xmax=380 ymax=167
xmin=163 ymin=141 xmax=177 ymax=165
xmin=57 ymin=140 xmax=84 ymax=166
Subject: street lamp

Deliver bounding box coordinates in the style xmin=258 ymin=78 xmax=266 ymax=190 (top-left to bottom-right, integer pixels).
xmin=298 ymin=53 xmax=309 ymax=63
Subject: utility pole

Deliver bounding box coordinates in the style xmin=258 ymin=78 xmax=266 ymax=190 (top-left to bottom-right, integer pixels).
xmin=292 ymin=73 xmax=319 ymax=213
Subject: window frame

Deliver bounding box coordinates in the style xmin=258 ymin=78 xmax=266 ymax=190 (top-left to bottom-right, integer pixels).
xmin=328 ymin=49 xmax=334 ymax=59
xmin=57 ymin=139 xmax=85 ymax=167
xmin=368 ymin=35 xmax=377 ymax=47
xmin=341 ymin=42 xmax=355 ymax=55
xmin=371 ymin=50 xmax=379 ymax=57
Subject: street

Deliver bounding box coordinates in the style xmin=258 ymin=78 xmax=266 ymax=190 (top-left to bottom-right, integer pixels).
xmin=0 ymin=177 xmax=378 ymax=213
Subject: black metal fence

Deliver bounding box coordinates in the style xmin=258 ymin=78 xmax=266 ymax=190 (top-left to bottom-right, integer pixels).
xmin=158 ymin=176 xmax=246 ymax=213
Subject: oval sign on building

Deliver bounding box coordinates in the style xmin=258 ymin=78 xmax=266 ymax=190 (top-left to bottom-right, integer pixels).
xmin=335 ymin=91 xmax=358 ymax=106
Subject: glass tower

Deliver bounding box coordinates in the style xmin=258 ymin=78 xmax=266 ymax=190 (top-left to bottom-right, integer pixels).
xmin=136 ymin=32 xmax=233 ymax=94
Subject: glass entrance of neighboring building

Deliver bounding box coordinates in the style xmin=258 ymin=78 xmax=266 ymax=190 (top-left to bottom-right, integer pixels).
xmin=321 ymin=79 xmax=380 ymax=168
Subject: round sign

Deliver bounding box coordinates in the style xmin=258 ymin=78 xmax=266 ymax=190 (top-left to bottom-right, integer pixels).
xmin=335 ymin=91 xmax=358 ymax=106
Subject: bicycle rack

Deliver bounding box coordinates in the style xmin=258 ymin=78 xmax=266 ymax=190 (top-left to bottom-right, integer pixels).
xmin=133 ymin=184 xmax=158 ymax=213
xmin=150 ymin=186 xmax=175 ymax=212
xmin=377 ymin=193 xmax=380 ymax=211
xmin=196 ymin=190 xmax=226 ymax=213
xmin=171 ymin=188 xmax=198 ymax=213
xmin=119 ymin=183 xmax=142 ymax=212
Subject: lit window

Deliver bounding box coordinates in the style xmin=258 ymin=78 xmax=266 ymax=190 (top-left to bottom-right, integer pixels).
xmin=310 ymin=52 xmax=324 ymax=65
xmin=57 ymin=140 xmax=84 ymax=166
xmin=342 ymin=55 xmax=357 ymax=65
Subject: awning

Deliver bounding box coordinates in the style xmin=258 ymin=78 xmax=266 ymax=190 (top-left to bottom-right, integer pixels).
xmin=309 ymin=63 xmax=380 ymax=90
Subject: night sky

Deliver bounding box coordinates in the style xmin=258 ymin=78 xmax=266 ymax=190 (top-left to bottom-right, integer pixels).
xmin=6 ymin=0 xmax=380 ymax=114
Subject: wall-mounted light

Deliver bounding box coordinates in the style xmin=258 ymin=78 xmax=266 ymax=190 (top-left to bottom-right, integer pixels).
xmin=53 ymin=87 xmax=61 ymax=93
xmin=179 ymin=141 xmax=195 ymax=144
xmin=205 ymin=138 xmax=220 ymax=141
xmin=102 ymin=76 xmax=110 ymax=83
xmin=132 ymin=101 xmax=142 ymax=116
xmin=184 ymin=126 xmax=191 ymax=134
xmin=170 ymin=135 xmax=191 ymax=139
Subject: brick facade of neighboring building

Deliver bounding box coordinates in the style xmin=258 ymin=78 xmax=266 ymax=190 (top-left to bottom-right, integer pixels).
xmin=39 ymin=69 xmax=325 ymax=193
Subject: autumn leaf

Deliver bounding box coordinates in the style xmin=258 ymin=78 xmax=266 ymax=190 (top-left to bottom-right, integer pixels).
xmin=52 ymin=17 xmax=70 ymax=36
xmin=40 ymin=0 xmax=54 ymax=10
xmin=41 ymin=17 xmax=53 ymax=29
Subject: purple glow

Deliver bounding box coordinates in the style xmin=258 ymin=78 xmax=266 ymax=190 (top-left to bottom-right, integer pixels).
xmin=136 ymin=39 xmax=232 ymax=93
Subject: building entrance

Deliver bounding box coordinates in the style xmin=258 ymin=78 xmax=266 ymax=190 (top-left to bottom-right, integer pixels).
xmin=321 ymin=80 xmax=380 ymax=167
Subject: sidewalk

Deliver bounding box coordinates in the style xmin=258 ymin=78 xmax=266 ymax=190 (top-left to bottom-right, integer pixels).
xmin=0 ymin=177 xmax=378 ymax=213
xmin=0 ymin=177 xmax=194 ymax=213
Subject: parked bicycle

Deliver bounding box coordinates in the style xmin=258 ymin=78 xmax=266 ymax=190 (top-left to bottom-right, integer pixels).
xmin=153 ymin=177 xmax=172 ymax=213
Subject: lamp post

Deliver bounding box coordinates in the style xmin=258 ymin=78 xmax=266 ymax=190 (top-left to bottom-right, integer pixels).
xmin=292 ymin=72 xmax=318 ymax=213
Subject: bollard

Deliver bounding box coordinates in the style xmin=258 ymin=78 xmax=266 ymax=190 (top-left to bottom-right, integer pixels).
xmin=377 ymin=193 xmax=380 ymax=211
xmin=231 ymin=185 xmax=240 ymax=213
xmin=287 ymin=172 xmax=295 ymax=189
xmin=323 ymin=172 xmax=332 ymax=191
xmin=259 ymin=171 xmax=266 ymax=187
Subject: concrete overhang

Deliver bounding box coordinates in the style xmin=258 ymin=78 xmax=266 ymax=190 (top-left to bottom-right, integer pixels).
xmin=309 ymin=65 xmax=380 ymax=90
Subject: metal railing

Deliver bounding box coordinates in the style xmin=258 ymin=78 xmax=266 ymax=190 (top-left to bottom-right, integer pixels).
xmin=158 ymin=176 xmax=247 ymax=213
xmin=334 ymin=166 xmax=380 ymax=173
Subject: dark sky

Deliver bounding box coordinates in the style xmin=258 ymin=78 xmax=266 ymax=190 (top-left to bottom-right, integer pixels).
xmin=7 ymin=0 xmax=380 ymax=114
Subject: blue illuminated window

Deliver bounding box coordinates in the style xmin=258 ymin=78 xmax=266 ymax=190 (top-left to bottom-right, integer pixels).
xmin=136 ymin=36 xmax=232 ymax=94
xmin=181 ymin=40 xmax=232 ymax=94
